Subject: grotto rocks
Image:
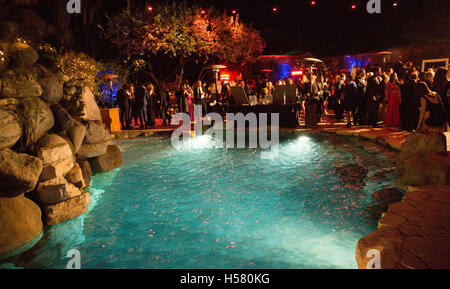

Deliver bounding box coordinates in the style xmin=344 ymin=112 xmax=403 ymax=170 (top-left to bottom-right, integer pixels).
xmin=397 ymin=132 xmax=447 ymax=175
xmin=34 ymin=177 xmax=82 ymax=205
xmin=67 ymin=120 xmax=86 ymax=153
xmin=77 ymin=160 xmax=92 ymax=188
xmin=42 ymin=192 xmax=90 ymax=226
xmin=35 ymin=65 xmax=63 ymax=104
xmin=7 ymin=42 xmax=39 ymax=67
xmin=0 ymin=108 xmax=21 ymax=149
xmin=18 ymin=96 xmax=54 ymax=147
xmin=76 ymin=141 xmax=109 ymax=159
xmin=0 ymin=194 xmax=43 ymax=259
xmin=90 ymin=145 xmax=123 ymax=173
xmin=366 ymin=187 xmax=405 ymax=219
xmin=396 ymin=154 xmax=450 ymax=186
xmin=36 ymin=134 xmax=73 ymax=164
xmin=80 ymin=87 xmax=102 ymax=121
xmin=0 ymin=70 xmax=42 ymax=99
xmin=0 ymin=148 xmax=43 ymax=198
xmin=84 ymin=120 xmax=107 ymax=144
xmin=50 ymin=104 xmax=75 ymax=131
xmin=396 ymin=132 xmax=449 ymax=186
xmin=356 ymin=186 xmax=450 ymax=269
xmin=35 ymin=135 xmax=74 ymax=182
xmin=64 ymin=163 xmax=86 ymax=189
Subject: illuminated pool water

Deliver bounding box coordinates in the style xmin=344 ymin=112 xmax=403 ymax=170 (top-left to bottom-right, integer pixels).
xmin=3 ymin=133 xmax=398 ymax=269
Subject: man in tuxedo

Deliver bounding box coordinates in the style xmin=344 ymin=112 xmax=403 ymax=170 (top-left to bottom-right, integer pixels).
xmin=194 ymin=80 xmax=207 ymax=116
xmin=135 ymin=83 xmax=149 ymax=128
xmin=365 ymin=67 xmax=385 ymax=128
xmin=116 ymin=85 xmax=131 ymax=130
xmin=159 ymin=84 xmax=171 ymax=125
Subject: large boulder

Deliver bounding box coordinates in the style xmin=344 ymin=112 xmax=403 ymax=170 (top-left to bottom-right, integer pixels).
xmin=80 ymin=87 xmax=102 ymax=121
xmin=50 ymin=104 xmax=75 ymax=131
xmin=0 ymin=70 xmax=42 ymax=99
xmin=18 ymin=96 xmax=54 ymax=147
xmin=8 ymin=42 xmax=39 ymax=67
xmin=77 ymin=159 xmax=92 ymax=187
xmin=35 ymin=134 xmax=74 ymax=182
xmin=0 ymin=195 xmax=43 ymax=259
xmin=0 ymin=149 xmax=43 ymax=198
xmin=35 ymin=65 xmax=63 ymax=103
xmin=396 ymin=154 xmax=450 ymax=186
xmin=35 ymin=177 xmax=82 ymax=205
xmin=67 ymin=121 xmax=86 ymax=153
xmin=76 ymin=141 xmax=108 ymax=159
xmin=65 ymin=163 xmax=86 ymax=189
xmin=84 ymin=120 xmax=107 ymax=144
xmin=39 ymin=157 xmax=74 ymax=182
xmin=0 ymin=108 xmax=21 ymax=149
xmin=42 ymin=192 xmax=90 ymax=226
xmin=397 ymin=133 xmax=447 ymax=175
xmin=89 ymin=145 xmax=123 ymax=173
xmin=36 ymin=134 xmax=73 ymax=165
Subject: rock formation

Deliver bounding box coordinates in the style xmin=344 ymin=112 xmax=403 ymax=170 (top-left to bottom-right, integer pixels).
xmin=396 ymin=133 xmax=450 ymax=186
xmin=0 ymin=42 xmax=122 ymax=260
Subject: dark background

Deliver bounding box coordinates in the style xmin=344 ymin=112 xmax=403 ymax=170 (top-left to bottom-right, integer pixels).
xmin=29 ymin=0 xmax=450 ymax=58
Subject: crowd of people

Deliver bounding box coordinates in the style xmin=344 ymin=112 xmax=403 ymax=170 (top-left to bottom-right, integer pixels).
xmin=114 ymin=64 xmax=449 ymax=133
xmin=317 ymin=65 xmax=449 ymax=132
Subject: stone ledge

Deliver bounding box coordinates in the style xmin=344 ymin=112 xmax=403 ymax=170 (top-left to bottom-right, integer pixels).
xmin=356 ymin=186 xmax=450 ymax=269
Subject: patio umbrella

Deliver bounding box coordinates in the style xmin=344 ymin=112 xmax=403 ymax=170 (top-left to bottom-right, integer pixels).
xmin=207 ymin=65 xmax=227 ymax=85
xmin=101 ymin=74 xmax=119 ymax=107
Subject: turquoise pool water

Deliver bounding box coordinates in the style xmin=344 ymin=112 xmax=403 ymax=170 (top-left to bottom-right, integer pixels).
xmin=3 ymin=133 xmax=398 ymax=269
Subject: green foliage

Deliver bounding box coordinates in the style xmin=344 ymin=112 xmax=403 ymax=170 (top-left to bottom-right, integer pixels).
xmin=56 ymin=51 xmax=104 ymax=99
xmin=105 ymin=3 xmax=265 ymax=82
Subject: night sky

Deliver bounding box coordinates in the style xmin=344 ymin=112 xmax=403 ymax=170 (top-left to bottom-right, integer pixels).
xmin=181 ymin=0 xmax=449 ymax=56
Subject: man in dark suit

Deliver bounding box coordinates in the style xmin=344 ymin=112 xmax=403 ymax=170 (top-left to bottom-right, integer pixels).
xmin=116 ymin=85 xmax=131 ymax=130
xmin=159 ymin=84 xmax=171 ymax=125
xmin=365 ymin=67 xmax=385 ymax=128
xmin=135 ymin=83 xmax=149 ymax=128
xmin=194 ymin=80 xmax=207 ymax=116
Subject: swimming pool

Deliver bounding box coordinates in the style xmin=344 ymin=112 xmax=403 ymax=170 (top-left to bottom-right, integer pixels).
xmin=2 ymin=133 xmax=398 ymax=269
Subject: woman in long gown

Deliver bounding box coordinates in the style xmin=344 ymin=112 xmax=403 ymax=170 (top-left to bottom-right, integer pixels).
xmin=385 ymin=73 xmax=401 ymax=127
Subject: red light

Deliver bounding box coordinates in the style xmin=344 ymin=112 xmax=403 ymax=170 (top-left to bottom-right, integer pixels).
xmin=292 ymin=70 xmax=303 ymax=76
xmin=351 ymin=4 xmax=356 ymax=9
xmin=232 ymin=10 xmax=236 ymax=14
xmin=272 ymin=7 xmax=278 ymax=12
xmin=147 ymin=6 xmax=153 ymax=12
xmin=310 ymin=1 xmax=316 ymax=5
xmin=201 ymin=10 xmax=206 ymax=15
xmin=220 ymin=74 xmax=230 ymax=81
xmin=393 ymin=2 xmax=398 ymax=6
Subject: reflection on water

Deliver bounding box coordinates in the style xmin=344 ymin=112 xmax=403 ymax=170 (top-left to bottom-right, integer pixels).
xmin=2 ymin=133 xmax=398 ymax=269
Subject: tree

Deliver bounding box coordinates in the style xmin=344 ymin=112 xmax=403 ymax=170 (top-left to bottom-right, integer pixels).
xmin=105 ymin=2 xmax=265 ymax=86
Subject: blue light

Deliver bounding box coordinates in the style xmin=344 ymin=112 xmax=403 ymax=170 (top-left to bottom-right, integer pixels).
xmin=278 ymin=62 xmax=292 ymax=80
xmin=96 ymin=69 xmax=122 ymax=107
xmin=344 ymin=55 xmax=371 ymax=73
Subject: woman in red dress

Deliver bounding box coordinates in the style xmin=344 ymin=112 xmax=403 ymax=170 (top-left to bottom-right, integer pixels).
xmin=385 ymin=73 xmax=401 ymax=127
